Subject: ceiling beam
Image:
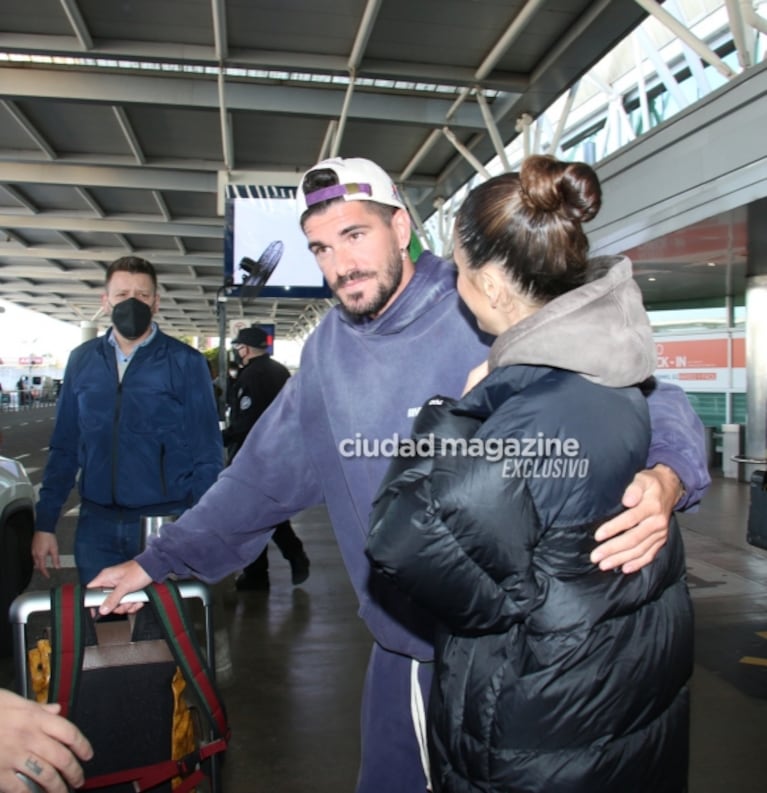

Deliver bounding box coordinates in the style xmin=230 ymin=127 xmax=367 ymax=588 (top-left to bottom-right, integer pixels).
xmin=0 ymin=212 xmax=221 ymax=238
xmin=75 ymin=187 xmax=105 ymax=217
xmin=0 ymin=161 xmax=216 ymax=192
xmin=0 ymin=185 xmax=39 ymax=212
xmin=58 ymin=0 xmax=93 ymax=50
xmin=0 ymin=66 xmax=487 ymax=129
xmin=112 ymin=106 xmax=146 ymax=164
xmin=0 ymin=100 xmax=57 ymax=159
xmin=0 ymin=245 xmax=220 ymax=266
xmin=0 ymin=35 xmax=528 ymax=93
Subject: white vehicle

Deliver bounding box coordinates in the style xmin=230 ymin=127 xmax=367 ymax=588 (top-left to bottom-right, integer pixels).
xmin=0 ymin=455 xmax=35 ymax=657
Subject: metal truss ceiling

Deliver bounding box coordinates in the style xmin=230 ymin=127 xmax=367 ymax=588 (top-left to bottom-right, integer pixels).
xmin=0 ymin=0 xmax=653 ymax=340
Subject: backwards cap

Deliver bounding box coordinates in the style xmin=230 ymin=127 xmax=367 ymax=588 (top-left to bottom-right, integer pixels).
xmin=295 ymin=157 xmax=406 ymax=217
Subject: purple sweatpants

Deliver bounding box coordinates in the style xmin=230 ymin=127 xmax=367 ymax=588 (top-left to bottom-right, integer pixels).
xmin=356 ymin=641 xmax=434 ymax=793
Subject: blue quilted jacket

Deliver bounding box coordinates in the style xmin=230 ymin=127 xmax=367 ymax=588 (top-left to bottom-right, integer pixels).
xmin=36 ymin=328 xmax=223 ymax=532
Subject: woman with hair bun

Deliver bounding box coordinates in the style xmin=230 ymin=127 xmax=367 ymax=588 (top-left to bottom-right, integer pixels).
xmin=367 ymin=155 xmax=692 ymax=792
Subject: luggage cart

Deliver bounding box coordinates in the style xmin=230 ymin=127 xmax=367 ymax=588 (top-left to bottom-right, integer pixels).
xmin=10 ymin=581 xmax=225 ymax=793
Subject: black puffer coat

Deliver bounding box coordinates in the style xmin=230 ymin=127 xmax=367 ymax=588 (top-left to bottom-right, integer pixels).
xmin=367 ymin=364 xmax=693 ymax=793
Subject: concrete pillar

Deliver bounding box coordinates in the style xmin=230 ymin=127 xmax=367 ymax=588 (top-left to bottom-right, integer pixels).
xmin=80 ymin=320 xmax=98 ymax=343
xmin=743 ymin=198 xmax=767 ymax=478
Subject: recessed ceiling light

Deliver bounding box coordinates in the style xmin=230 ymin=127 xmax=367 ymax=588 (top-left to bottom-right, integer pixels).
xmin=648 ymin=277 xmax=657 ymax=282
xmin=707 ymin=261 xmax=716 ymax=267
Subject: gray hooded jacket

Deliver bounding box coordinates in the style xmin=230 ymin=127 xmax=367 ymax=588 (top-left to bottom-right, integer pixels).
xmin=488 ymin=255 xmax=656 ymax=385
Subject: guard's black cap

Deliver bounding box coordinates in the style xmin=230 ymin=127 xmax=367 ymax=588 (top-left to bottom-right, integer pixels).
xmin=233 ymin=326 xmax=269 ymax=349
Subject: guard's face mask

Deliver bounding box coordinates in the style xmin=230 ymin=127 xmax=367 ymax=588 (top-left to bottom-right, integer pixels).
xmin=232 ymin=346 xmax=246 ymax=366
xmin=111 ymin=297 xmax=153 ymax=340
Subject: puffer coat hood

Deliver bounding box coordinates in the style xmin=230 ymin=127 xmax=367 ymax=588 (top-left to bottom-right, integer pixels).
xmin=489 ymin=255 xmax=656 ymax=386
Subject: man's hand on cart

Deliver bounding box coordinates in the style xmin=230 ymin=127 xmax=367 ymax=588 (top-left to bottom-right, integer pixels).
xmin=87 ymin=561 xmax=153 ymax=615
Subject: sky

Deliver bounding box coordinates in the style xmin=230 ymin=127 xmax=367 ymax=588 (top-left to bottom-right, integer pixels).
xmin=0 ymin=299 xmax=82 ymax=369
xmin=0 ymin=299 xmax=304 ymax=375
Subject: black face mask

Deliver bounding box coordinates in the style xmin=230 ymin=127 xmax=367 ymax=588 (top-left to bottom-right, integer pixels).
xmin=111 ymin=298 xmax=153 ymax=340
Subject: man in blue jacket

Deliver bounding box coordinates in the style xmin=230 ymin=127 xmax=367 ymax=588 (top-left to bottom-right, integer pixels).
xmin=33 ymin=256 xmax=224 ymax=584
xmin=91 ymin=159 xmax=710 ymax=793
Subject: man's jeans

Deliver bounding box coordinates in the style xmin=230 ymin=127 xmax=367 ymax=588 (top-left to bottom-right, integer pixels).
xmin=74 ymin=502 xmax=144 ymax=585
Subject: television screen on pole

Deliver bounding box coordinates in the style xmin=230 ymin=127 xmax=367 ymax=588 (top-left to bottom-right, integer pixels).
xmin=223 ymin=184 xmax=332 ymax=298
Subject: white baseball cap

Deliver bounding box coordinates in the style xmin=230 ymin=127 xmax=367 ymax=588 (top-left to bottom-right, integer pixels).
xmin=295 ymin=157 xmax=406 ymax=217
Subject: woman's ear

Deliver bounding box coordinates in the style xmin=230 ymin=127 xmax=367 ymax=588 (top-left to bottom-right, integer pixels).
xmin=480 ymin=266 xmax=505 ymax=309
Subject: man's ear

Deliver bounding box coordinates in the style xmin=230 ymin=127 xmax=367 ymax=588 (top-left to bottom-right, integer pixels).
xmin=391 ymin=208 xmax=412 ymax=249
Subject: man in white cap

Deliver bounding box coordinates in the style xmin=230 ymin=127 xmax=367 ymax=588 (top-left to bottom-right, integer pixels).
xmin=91 ymin=157 xmax=710 ymax=793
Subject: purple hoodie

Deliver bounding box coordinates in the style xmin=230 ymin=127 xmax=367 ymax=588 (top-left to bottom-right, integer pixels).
xmin=138 ymin=252 xmax=709 ymax=660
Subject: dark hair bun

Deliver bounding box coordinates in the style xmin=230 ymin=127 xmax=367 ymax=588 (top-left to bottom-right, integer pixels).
xmin=519 ymin=155 xmax=601 ymax=223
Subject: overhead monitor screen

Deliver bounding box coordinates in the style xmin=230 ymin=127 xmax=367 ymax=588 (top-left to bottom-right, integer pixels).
xmin=223 ymin=185 xmax=331 ymax=299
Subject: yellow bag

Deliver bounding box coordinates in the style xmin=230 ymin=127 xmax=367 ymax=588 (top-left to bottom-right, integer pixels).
xmin=28 ymin=636 xmax=51 ymax=704
xmin=171 ymin=667 xmax=197 ymax=789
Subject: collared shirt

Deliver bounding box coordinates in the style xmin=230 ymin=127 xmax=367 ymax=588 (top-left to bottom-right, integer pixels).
xmin=107 ymin=322 xmax=158 ymax=381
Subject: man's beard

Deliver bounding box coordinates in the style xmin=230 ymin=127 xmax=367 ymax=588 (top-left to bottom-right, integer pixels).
xmin=332 ymin=244 xmax=404 ymax=318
